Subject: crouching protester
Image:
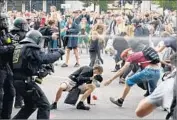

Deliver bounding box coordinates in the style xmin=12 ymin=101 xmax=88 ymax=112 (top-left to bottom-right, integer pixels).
xmin=50 ymin=65 xmax=103 ymax=110
xmin=104 ymin=40 xmax=160 ymax=107
xmin=12 ymin=30 xmax=65 ymax=119
xmin=135 ymin=53 xmax=177 ymax=120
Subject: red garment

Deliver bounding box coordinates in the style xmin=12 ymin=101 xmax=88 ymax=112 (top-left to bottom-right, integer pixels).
xmin=40 ymin=18 xmax=46 ymax=27
xmin=126 ymin=52 xmax=149 ymax=68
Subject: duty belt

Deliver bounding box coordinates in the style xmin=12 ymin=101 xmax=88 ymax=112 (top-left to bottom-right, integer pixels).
xmin=25 ymin=77 xmax=34 ymax=83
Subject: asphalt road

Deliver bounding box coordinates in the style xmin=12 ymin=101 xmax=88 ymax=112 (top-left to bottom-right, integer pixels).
xmin=12 ymin=51 xmax=167 ymax=119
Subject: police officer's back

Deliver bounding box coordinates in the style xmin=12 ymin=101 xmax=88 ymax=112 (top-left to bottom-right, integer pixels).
xmin=12 ymin=30 xmax=64 ymax=119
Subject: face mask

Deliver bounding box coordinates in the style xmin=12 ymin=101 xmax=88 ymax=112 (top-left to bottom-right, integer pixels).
xmin=92 ymin=79 xmax=101 ymax=88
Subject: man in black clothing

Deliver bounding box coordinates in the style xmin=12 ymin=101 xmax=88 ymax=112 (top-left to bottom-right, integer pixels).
xmin=50 ymin=65 xmax=103 ymax=110
xmin=10 ymin=17 xmax=29 ymax=108
xmin=0 ymin=13 xmax=15 ymax=119
xmin=12 ymin=30 xmax=64 ymax=119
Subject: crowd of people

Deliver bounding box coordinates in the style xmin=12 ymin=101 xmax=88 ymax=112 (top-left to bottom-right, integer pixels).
xmin=0 ymin=4 xmax=177 ymax=119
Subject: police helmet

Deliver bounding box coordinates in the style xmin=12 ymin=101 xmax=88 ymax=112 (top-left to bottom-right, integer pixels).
xmin=25 ymin=30 xmax=43 ymax=45
xmin=12 ymin=17 xmax=29 ymax=32
xmin=0 ymin=13 xmax=9 ymax=30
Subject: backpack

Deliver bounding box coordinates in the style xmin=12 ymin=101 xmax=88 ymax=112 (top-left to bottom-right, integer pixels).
xmin=142 ymin=46 xmax=160 ymax=64
xmin=142 ymin=24 xmax=149 ymax=36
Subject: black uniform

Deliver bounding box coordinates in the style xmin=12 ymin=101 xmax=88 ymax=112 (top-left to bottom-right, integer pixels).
xmin=69 ymin=66 xmax=94 ymax=85
xmin=0 ymin=13 xmax=15 ymax=119
xmin=12 ymin=30 xmax=64 ymax=119
xmin=10 ymin=17 xmax=29 ymax=108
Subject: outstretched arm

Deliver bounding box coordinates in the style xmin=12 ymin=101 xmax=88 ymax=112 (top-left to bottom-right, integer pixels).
xmin=104 ymin=62 xmax=130 ymax=86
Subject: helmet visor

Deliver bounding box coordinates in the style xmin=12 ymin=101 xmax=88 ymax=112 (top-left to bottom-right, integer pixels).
xmin=38 ymin=36 xmax=45 ymax=48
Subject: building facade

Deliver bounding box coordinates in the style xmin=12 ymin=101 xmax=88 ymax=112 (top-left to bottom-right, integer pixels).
xmin=7 ymin=0 xmax=64 ymax=12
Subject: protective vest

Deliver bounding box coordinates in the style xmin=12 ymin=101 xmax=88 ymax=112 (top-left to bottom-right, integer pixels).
xmin=13 ymin=43 xmax=40 ymax=77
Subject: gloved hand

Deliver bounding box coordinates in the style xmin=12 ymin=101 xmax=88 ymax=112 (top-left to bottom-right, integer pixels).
xmin=58 ymin=48 xmax=65 ymax=56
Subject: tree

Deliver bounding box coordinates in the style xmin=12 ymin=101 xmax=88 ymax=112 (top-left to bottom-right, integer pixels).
xmin=79 ymin=0 xmax=108 ymax=12
xmin=152 ymin=0 xmax=177 ymax=10
xmin=99 ymin=0 xmax=108 ymax=12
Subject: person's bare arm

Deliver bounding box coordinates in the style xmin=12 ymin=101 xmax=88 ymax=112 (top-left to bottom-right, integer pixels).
xmin=104 ymin=62 xmax=130 ymax=86
xmin=155 ymin=44 xmax=166 ymax=53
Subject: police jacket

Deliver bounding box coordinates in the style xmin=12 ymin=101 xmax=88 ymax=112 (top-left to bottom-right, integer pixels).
xmin=0 ymin=34 xmax=14 ymax=67
xmin=69 ymin=66 xmax=93 ymax=86
xmin=13 ymin=39 xmax=61 ymax=79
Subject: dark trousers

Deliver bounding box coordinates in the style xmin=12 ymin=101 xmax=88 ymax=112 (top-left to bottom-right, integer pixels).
xmin=13 ymin=80 xmax=50 ymax=119
xmin=89 ymin=51 xmax=103 ymax=67
xmin=120 ymin=63 xmax=140 ymax=79
xmin=0 ymin=69 xmax=15 ymax=119
xmin=14 ymin=91 xmax=23 ymax=107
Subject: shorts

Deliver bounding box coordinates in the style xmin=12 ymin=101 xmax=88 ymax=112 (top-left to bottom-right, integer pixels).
xmin=126 ymin=68 xmax=160 ymax=87
xmin=61 ymin=80 xmax=87 ymax=93
xmin=67 ymin=47 xmax=77 ymax=50
xmin=146 ymin=77 xmax=174 ymax=108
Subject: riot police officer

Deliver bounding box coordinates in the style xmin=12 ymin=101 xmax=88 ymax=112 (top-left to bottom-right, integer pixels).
xmin=10 ymin=17 xmax=29 ymax=42
xmin=12 ymin=30 xmax=65 ymax=119
xmin=10 ymin=17 xmax=29 ymax=108
xmin=0 ymin=13 xmax=15 ymax=119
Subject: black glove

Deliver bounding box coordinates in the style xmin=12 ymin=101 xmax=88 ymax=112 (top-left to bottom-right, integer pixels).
xmin=94 ymin=75 xmax=103 ymax=83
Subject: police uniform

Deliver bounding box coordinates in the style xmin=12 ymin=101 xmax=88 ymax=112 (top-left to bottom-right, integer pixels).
xmin=0 ymin=13 xmax=15 ymax=119
xmin=10 ymin=17 xmax=29 ymax=108
xmin=12 ymin=30 xmax=64 ymax=119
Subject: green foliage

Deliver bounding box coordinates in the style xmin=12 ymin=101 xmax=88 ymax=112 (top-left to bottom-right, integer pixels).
xmin=99 ymin=0 xmax=108 ymax=12
xmin=79 ymin=0 xmax=98 ymax=7
xmin=152 ymin=0 xmax=177 ymax=10
xmin=79 ymin=0 xmax=108 ymax=11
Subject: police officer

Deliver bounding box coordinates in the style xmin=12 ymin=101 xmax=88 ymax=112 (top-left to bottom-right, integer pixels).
xmin=12 ymin=30 xmax=64 ymax=119
xmin=0 ymin=13 xmax=15 ymax=119
xmin=10 ymin=17 xmax=29 ymax=42
xmin=10 ymin=17 xmax=29 ymax=108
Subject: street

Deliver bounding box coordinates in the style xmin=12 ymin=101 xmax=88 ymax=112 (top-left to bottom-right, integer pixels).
xmin=12 ymin=52 xmax=166 ymax=119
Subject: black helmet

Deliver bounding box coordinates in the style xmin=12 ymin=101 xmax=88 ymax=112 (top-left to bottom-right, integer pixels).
xmin=22 ymin=30 xmax=43 ymax=45
xmin=12 ymin=17 xmax=29 ymax=32
xmin=0 ymin=13 xmax=9 ymax=30
xmin=131 ymin=18 xmax=140 ymax=25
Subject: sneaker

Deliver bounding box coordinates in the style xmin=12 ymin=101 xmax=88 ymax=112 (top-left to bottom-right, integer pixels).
xmin=74 ymin=63 xmax=80 ymax=67
xmin=50 ymin=102 xmax=57 ymax=110
xmin=14 ymin=102 xmax=23 ymax=108
xmin=110 ymin=97 xmax=124 ymax=107
xmin=111 ymin=69 xmax=118 ymax=72
xmin=61 ymin=63 xmax=68 ymax=67
xmin=144 ymin=91 xmax=150 ymax=97
xmin=119 ymin=78 xmax=125 ymax=84
xmin=76 ymin=102 xmax=90 ymax=110
xmin=14 ymin=105 xmax=22 ymax=108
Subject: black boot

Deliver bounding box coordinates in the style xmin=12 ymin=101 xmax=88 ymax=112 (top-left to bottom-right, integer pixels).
xmin=144 ymin=91 xmax=150 ymax=97
xmin=76 ymin=101 xmax=90 ymax=110
xmin=14 ymin=100 xmax=23 ymax=108
xmin=50 ymin=102 xmax=57 ymax=110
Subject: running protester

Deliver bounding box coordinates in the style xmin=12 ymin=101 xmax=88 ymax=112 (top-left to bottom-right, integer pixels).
xmin=104 ymin=44 xmax=160 ymax=107
xmin=135 ymin=53 xmax=177 ymax=119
